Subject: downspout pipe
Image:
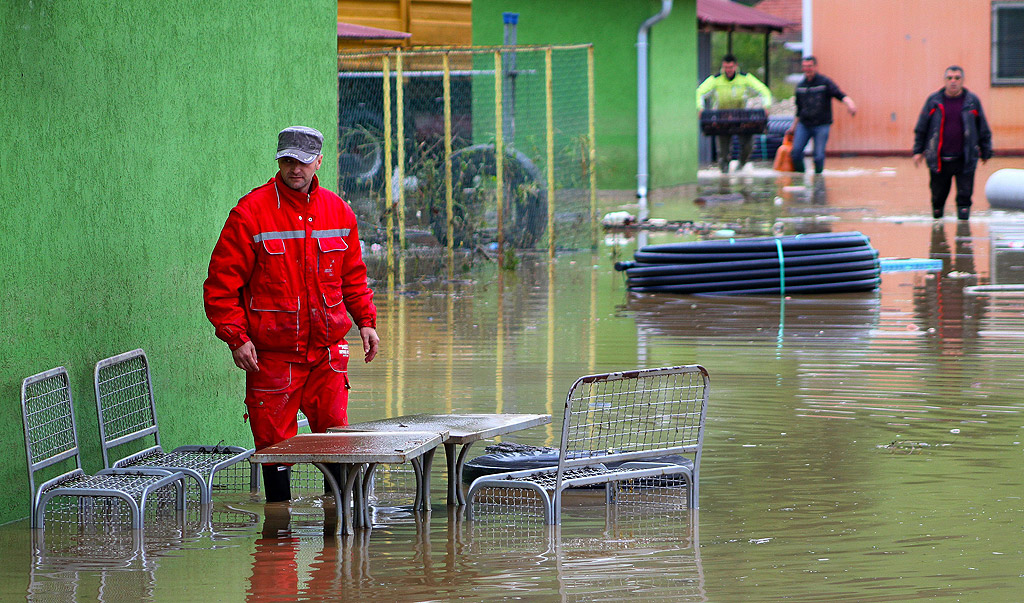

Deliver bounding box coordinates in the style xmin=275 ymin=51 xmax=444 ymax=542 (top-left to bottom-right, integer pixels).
xmin=636 ymin=0 xmax=673 ymax=221
xmin=801 ymin=0 xmax=813 ymax=57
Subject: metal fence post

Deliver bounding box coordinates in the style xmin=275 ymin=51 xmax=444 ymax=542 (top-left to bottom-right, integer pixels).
xmin=396 ymin=48 xmax=406 ymax=255
xmin=587 ymin=44 xmax=598 ymax=250
xmin=545 ymin=47 xmax=555 ymax=259
xmin=494 ymin=50 xmax=505 ymax=269
xmin=443 ymin=51 xmax=454 ymax=275
xmin=382 ymin=54 xmax=395 ymax=285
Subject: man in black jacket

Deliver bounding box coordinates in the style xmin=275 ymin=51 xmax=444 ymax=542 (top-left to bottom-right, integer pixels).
xmin=786 ymin=56 xmax=857 ymax=174
xmin=913 ymin=66 xmax=993 ymax=220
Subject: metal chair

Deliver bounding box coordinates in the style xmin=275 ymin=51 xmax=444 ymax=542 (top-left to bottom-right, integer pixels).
xmin=467 ymin=365 xmax=709 ymax=524
xmin=94 ymin=349 xmax=257 ymax=505
xmin=22 ymin=366 xmax=187 ymax=529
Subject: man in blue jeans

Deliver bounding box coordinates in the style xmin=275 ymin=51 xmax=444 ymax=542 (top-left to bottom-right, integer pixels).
xmin=787 ymin=56 xmax=857 ymax=174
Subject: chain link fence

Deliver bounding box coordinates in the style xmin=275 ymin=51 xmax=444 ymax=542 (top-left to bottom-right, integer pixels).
xmin=338 ymin=45 xmax=596 ymax=262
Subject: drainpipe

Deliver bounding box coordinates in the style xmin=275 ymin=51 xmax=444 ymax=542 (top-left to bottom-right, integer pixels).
xmin=801 ymin=0 xmax=813 ymax=57
xmin=636 ymin=0 xmax=673 ymax=222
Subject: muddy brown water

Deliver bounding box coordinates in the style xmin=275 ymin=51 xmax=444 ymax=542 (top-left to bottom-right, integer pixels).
xmin=4 ymin=158 xmax=1024 ymax=601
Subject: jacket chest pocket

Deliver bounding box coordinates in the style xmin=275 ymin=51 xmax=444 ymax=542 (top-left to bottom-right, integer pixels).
xmin=316 ymin=236 xmax=348 ymax=284
xmin=256 ymin=237 xmax=290 ymax=287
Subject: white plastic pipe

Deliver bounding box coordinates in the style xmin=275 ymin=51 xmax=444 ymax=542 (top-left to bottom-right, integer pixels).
xmin=636 ymin=0 xmax=673 ymax=222
xmin=801 ymin=0 xmax=813 ymax=57
xmin=986 ymin=168 xmax=1024 ymax=209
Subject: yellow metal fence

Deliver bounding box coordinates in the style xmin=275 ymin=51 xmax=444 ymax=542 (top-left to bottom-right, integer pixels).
xmin=338 ymin=45 xmax=597 ymax=266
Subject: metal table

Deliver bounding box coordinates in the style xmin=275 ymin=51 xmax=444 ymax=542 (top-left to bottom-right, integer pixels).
xmin=250 ymin=431 xmax=442 ymax=535
xmin=329 ymin=413 xmax=551 ymax=506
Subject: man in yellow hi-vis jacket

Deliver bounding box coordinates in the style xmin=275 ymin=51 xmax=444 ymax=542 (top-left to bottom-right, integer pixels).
xmin=697 ymin=54 xmax=772 ymax=173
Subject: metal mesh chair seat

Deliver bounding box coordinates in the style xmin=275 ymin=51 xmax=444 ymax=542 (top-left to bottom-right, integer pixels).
xmin=468 ymin=366 xmax=709 ymax=525
xmin=22 ymin=366 xmax=187 ymax=530
xmin=502 ymin=461 xmax=694 ymax=491
xmin=95 ymin=350 xmax=257 ymax=505
xmin=48 ymin=471 xmax=177 ymax=495
xmin=114 ymin=446 xmax=253 ymax=501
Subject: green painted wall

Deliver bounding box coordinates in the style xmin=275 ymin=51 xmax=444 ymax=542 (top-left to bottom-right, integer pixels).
xmin=472 ymin=0 xmax=698 ymax=190
xmin=0 ymin=1 xmax=339 ymax=525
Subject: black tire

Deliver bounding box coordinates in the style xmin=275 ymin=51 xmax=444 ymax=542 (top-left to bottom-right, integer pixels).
xmin=338 ymin=109 xmax=385 ymax=191
xmin=438 ymin=144 xmax=548 ymax=248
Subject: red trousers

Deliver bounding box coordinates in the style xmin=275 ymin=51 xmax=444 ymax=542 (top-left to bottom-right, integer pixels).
xmin=244 ymin=342 xmax=350 ymax=450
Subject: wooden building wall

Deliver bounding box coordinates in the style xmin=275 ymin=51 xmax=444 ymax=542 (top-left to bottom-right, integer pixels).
xmin=338 ymin=0 xmax=472 ymax=50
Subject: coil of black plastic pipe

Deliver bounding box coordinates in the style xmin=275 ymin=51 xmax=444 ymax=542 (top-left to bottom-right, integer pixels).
xmin=619 ymin=232 xmax=881 ymax=295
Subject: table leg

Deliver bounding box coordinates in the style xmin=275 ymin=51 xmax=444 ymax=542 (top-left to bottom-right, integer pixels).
xmin=444 ymin=443 xmax=458 ymax=506
xmin=351 ymin=464 xmax=364 ymax=528
xmin=359 ymin=464 xmax=377 ymax=528
xmin=443 ymin=442 xmax=476 ymax=506
xmin=412 ymin=447 xmax=436 ymax=511
xmin=453 ymin=442 xmax=475 ymax=506
xmin=314 ymin=462 xmax=360 ymax=535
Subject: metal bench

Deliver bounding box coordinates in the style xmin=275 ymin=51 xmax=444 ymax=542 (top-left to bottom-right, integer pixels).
xmin=22 ymin=366 xmax=187 ymax=530
xmin=466 ymin=365 xmax=709 ymax=524
xmin=94 ymin=349 xmax=256 ymax=505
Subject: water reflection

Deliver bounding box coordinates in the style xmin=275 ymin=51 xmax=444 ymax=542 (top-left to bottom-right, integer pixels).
xmin=28 ymin=503 xmax=261 ymax=602
xmin=30 ymin=530 xmax=153 ymax=602
xmin=625 ymin=292 xmax=880 ymax=345
xmin=912 ymin=221 xmax=984 ymax=352
xmin=465 ymin=503 xmax=704 ymax=602
xmin=988 ymin=222 xmax=1024 ymax=285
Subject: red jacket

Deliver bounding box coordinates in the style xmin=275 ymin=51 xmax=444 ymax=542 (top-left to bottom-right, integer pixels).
xmin=204 ymin=173 xmax=376 ymax=363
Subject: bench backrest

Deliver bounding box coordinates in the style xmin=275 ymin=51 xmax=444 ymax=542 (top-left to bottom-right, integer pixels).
xmin=556 ymin=365 xmax=709 ymax=476
xmin=22 ymin=366 xmax=84 ymax=498
xmin=94 ymin=349 xmax=162 ymax=468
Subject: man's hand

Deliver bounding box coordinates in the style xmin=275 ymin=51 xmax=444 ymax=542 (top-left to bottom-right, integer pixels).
xmin=360 ymin=326 xmax=380 ymax=363
xmin=232 ymin=341 xmax=259 ymax=372
xmin=912 ymin=153 xmax=924 ymax=168
xmin=843 ymin=96 xmax=857 ymax=116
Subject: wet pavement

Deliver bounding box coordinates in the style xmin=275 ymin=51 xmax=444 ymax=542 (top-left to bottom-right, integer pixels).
xmin=4 ymin=156 xmax=1024 ymax=601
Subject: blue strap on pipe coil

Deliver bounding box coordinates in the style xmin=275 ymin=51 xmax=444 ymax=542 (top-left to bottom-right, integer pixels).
xmin=775 ymin=238 xmax=786 ymax=296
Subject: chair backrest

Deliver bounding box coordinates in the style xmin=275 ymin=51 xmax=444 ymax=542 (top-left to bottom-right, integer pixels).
xmin=94 ymin=349 xmax=161 ymax=468
xmin=22 ymin=366 xmax=84 ymax=498
xmin=556 ymin=365 xmax=710 ymax=475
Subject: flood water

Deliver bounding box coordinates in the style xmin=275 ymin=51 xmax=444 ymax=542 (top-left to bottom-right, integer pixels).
xmin=4 ymin=157 xmax=1024 ymax=601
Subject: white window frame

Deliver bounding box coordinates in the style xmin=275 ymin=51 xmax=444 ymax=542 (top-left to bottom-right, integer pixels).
xmin=992 ymin=1 xmax=1024 ymax=85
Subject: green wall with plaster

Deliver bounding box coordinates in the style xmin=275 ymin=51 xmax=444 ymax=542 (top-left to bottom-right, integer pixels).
xmin=472 ymin=0 xmax=698 ymax=190
xmin=0 ymin=1 xmax=339 ymax=525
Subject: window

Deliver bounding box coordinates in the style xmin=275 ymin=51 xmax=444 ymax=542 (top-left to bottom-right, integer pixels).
xmin=993 ymin=1 xmax=1024 ymax=85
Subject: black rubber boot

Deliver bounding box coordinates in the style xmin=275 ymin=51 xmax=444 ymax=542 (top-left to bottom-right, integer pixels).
xmin=262 ymin=464 xmax=292 ymax=503
xmin=957 ymin=206 xmax=970 ymax=220
xmin=933 ymin=207 xmax=944 ymax=219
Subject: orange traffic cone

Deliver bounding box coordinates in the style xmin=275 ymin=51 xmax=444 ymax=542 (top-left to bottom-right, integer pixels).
xmin=773 ymin=132 xmax=794 ymax=172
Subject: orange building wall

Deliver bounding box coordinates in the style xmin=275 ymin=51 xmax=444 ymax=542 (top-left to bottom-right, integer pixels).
xmin=338 ymin=0 xmax=471 ymax=51
xmin=811 ymin=0 xmax=1024 ymax=154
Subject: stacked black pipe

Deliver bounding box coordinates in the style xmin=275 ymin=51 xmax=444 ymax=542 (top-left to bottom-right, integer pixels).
xmin=615 ymin=232 xmax=880 ymax=295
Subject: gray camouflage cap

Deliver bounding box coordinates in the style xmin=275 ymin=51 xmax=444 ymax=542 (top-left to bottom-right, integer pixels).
xmin=275 ymin=126 xmax=323 ymax=164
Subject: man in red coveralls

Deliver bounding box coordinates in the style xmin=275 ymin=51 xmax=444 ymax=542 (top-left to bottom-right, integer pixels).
xmin=204 ymin=126 xmax=379 ymax=502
